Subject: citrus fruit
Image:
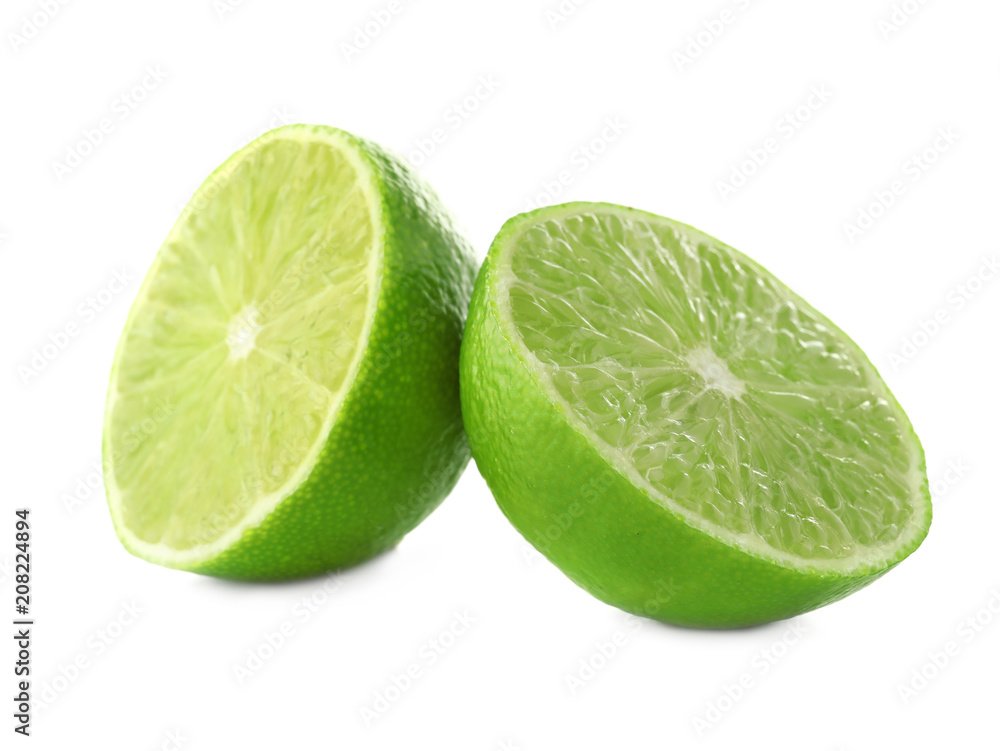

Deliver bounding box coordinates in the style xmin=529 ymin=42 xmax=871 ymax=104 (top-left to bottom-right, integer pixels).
xmin=460 ymin=202 xmax=931 ymax=628
xmin=104 ymin=124 xmax=476 ymax=580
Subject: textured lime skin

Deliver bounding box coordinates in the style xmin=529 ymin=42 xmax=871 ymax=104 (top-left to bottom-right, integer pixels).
xmin=460 ymin=204 xmax=930 ymax=628
xmin=106 ymin=126 xmax=477 ymax=580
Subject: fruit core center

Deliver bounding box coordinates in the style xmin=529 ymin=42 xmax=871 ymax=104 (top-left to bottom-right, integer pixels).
xmin=684 ymin=346 xmax=745 ymax=399
xmin=226 ymin=305 xmax=261 ymax=361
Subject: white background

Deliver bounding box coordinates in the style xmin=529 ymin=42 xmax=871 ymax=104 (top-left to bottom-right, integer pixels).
xmin=2 ymin=0 xmax=998 ymax=748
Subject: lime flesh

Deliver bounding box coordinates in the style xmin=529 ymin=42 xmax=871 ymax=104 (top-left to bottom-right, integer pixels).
xmin=461 ymin=202 xmax=931 ymax=627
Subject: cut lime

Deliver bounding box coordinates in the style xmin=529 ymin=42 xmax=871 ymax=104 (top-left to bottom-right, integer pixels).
xmin=104 ymin=124 xmax=476 ymax=580
xmin=461 ymin=202 xmax=931 ymax=627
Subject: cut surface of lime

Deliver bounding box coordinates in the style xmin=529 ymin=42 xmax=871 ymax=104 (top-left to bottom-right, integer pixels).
xmin=461 ymin=202 xmax=931 ymax=626
xmin=105 ymin=125 xmax=475 ymax=579
xmin=109 ymin=130 xmax=377 ymax=557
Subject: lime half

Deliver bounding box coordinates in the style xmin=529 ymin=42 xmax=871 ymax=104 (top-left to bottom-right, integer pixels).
xmin=104 ymin=124 xmax=476 ymax=580
xmin=461 ymin=202 xmax=931 ymax=627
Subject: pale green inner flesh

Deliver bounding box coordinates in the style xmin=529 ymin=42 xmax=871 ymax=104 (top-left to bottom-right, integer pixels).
xmin=108 ymin=135 xmax=374 ymax=551
xmin=505 ymin=211 xmax=918 ymax=563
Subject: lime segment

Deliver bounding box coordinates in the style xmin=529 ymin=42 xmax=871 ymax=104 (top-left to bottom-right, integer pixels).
xmin=105 ymin=125 xmax=476 ymax=580
xmin=461 ymin=202 xmax=931 ymax=626
xmin=502 ymin=208 xmax=925 ymax=570
xmin=106 ymin=130 xmax=378 ymax=558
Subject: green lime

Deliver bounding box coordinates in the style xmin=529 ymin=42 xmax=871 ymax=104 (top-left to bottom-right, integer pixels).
xmin=461 ymin=202 xmax=931 ymax=627
xmin=104 ymin=124 xmax=476 ymax=580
